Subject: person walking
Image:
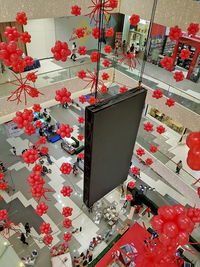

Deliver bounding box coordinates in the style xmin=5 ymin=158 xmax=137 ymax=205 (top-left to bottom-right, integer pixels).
xmin=46 ymin=154 xmax=53 ymax=165
xmin=114 ymin=40 xmax=120 ymax=56
xmin=20 ymin=233 xmax=28 ymax=245
xmin=122 ymin=40 xmax=127 ymax=54
xmin=71 ymin=42 xmax=77 ymax=62
xmin=24 ymin=222 xmax=31 ymax=237
xmin=176 ymin=160 xmax=183 ymax=174
xmin=12 ymin=147 xmax=17 ymax=156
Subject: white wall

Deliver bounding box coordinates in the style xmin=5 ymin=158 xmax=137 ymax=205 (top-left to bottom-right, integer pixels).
xmin=24 ymin=18 xmax=56 ymax=59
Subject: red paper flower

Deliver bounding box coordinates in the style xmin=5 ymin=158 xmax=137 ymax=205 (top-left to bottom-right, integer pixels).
xmin=62 ymin=207 xmax=73 ymax=217
xmin=63 ymin=232 xmax=72 ymax=242
xmin=156 ymin=125 xmax=165 ymax=134
xmin=35 ymin=202 xmax=48 ymax=216
xmin=130 ymin=14 xmax=140 ymax=25
xmin=43 ymin=234 xmax=53 ymax=245
xmin=103 ymin=59 xmax=111 ymax=67
xmin=89 ymin=96 xmax=98 ymax=105
xmin=20 ymin=31 xmax=31 ymax=43
xmin=78 ymin=46 xmax=87 ymax=55
xmin=78 ymin=116 xmax=85 ymax=124
xmin=165 ymin=98 xmax=175 ymax=107
xmin=27 ymin=72 xmax=38 ymax=83
xmin=60 ymin=186 xmax=73 ymax=197
xmin=16 ymin=12 xmax=27 ymax=25
xmin=131 ymin=166 xmax=140 ymax=175
xmin=40 ymin=222 xmax=52 ymax=234
xmin=136 ymin=147 xmax=145 ymax=157
xmin=160 ymin=56 xmax=173 ymax=71
xmin=63 ymin=218 xmax=72 ymax=229
xmin=150 ymin=145 xmax=158 ymax=153
xmin=71 ymin=5 xmax=81 ymax=16
xmin=126 ymin=194 xmax=133 ymax=201
xmin=169 ymin=25 xmax=182 ymax=41
xmin=100 ymin=85 xmax=108 ymax=93
xmin=4 ymin=26 xmax=20 ymax=42
xmin=120 ymin=86 xmax=128 ymax=93
xmin=32 ymin=104 xmax=41 ymax=112
xmin=105 ymin=28 xmax=114 ymax=37
xmin=179 ymin=49 xmax=191 ymax=60
xmin=173 ymin=71 xmax=184 ymax=82
xmin=78 ymin=134 xmax=84 ymax=141
xmin=78 ymin=70 xmax=87 ymax=79
xmin=102 ymin=72 xmax=109 ymax=80
xmin=104 ymin=45 xmax=112 ymax=53
xmin=35 ymin=120 xmax=43 ymax=128
xmin=90 ymin=51 xmax=100 ymax=62
xmin=75 ymin=28 xmax=85 ymax=38
xmin=152 ymin=89 xmax=163 ymax=99
xmin=0 ymin=209 xmax=8 ymax=220
xmin=79 ymin=95 xmax=87 ymax=104
xmin=92 ymin=27 xmax=102 ymax=39
xmin=145 ymin=158 xmax=153 ymax=165
xmin=51 ymin=41 xmax=71 ymax=62
xmin=144 ymin=122 xmax=154 ymax=132
xmin=187 ymin=23 xmax=199 ymax=36
xmin=57 ymin=124 xmax=73 ymax=138
xmin=60 ymin=163 xmax=72 ymax=175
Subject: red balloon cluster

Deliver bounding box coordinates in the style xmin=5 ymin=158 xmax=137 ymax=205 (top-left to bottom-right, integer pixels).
xmin=169 ymin=25 xmax=182 ymax=41
xmin=150 ymin=145 xmax=158 ymax=153
xmin=129 ymin=14 xmax=140 ymax=26
xmin=180 ymin=49 xmax=191 ymax=60
xmin=102 ymin=72 xmax=109 ymax=80
xmin=156 ymin=125 xmax=165 ymax=134
xmin=43 ymin=234 xmax=53 ymax=245
xmin=4 ymin=26 xmax=20 ymax=42
xmin=186 ymin=132 xmax=200 ymax=171
xmin=63 ymin=232 xmax=72 ymax=242
xmin=78 ymin=46 xmax=87 ymax=55
xmin=0 ymin=41 xmax=23 ymax=68
xmin=62 ymin=207 xmax=73 ymax=217
xmin=92 ymin=27 xmax=102 ymax=39
xmin=20 ymin=31 xmax=31 ymax=44
xmin=160 ymin=56 xmax=173 ymax=71
xmin=89 ymin=96 xmax=98 ymax=105
xmin=78 ymin=116 xmax=85 ymax=124
xmin=13 ymin=109 xmax=34 ymax=128
xmin=79 ymin=95 xmax=87 ymax=104
xmin=24 ymin=124 xmax=36 ymax=136
xmin=78 ymin=134 xmax=84 ymax=141
xmin=174 ymin=71 xmax=184 ymax=82
xmin=24 ymin=56 xmax=34 ymax=66
xmin=105 ymin=28 xmax=114 ymax=37
xmin=57 ymin=124 xmax=73 ymax=138
xmin=100 ymin=85 xmax=108 ymax=93
xmin=78 ymin=70 xmax=87 ymax=79
xmin=104 ymin=45 xmax=112 ymax=53
xmin=187 ymin=23 xmax=199 ymax=36
xmin=60 ymin=186 xmax=73 ymax=197
xmin=144 ymin=122 xmax=154 ymax=132
xmin=131 ymin=166 xmax=140 ymax=175
xmin=40 ymin=146 xmax=49 ymax=155
xmin=126 ymin=194 xmax=133 ymax=201
xmin=145 ymin=158 xmax=153 ymax=165
xmin=40 ymin=222 xmax=52 ymax=234
xmin=33 ymin=164 xmax=43 ymax=173
xmin=120 ymin=86 xmax=128 ymax=93
xmin=27 ymin=72 xmax=38 ymax=83
xmin=165 ymin=98 xmax=175 ymax=107
xmin=136 ymin=147 xmax=145 ymax=157
xmin=0 ymin=209 xmax=8 ymax=220
xmin=152 ymin=89 xmax=163 ymax=99
xmin=35 ymin=202 xmax=48 ymax=216
xmin=35 ymin=120 xmax=43 ymax=128
xmin=32 ymin=103 xmax=41 ymax=112
xmin=103 ymin=59 xmax=111 ymax=67
xmin=128 ymin=181 xmax=136 ymax=189
xmin=90 ymin=51 xmax=100 ymax=62
xmin=16 ymin=12 xmax=27 ymax=25
xmin=51 ymin=41 xmax=71 ymax=62
xmin=71 ymin=5 xmax=81 ymax=16
xmin=38 ymin=136 xmax=47 ymax=145
xmin=0 ymin=182 xmax=8 ymax=190
xmin=75 ymin=28 xmax=85 ymax=38
xmin=60 ymin=163 xmax=72 ymax=175
xmin=78 ymin=152 xmax=84 ymax=159
xmin=0 ymin=173 xmax=5 ymax=180
xmin=63 ymin=218 xmax=72 ymax=229
xmin=55 ymin=87 xmax=72 ymax=104
xmin=187 ymin=207 xmax=200 ymax=223
xmin=22 ymin=149 xmax=39 ymax=164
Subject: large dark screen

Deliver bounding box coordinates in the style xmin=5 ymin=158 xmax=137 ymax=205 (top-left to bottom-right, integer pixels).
xmin=84 ymin=87 xmax=147 ymax=207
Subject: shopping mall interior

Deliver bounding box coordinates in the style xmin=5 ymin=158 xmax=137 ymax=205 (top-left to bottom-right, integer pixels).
xmin=0 ymin=0 xmax=200 ymax=266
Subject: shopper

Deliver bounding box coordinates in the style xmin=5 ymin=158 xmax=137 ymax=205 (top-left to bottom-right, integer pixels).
xmin=12 ymin=146 xmax=17 ymax=156
xmin=122 ymin=40 xmax=127 ymax=54
xmin=71 ymin=42 xmax=77 ymax=62
xmin=24 ymin=222 xmax=31 ymax=237
xmin=46 ymin=154 xmax=53 ymax=165
xmin=176 ymin=160 xmax=183 ymax=174
xmin=130 ymin=44 xmax=135 ymax=53
xmin=73 ymin=164 xmax=78 ymax=175
xmin=20 ymin=233 xmax=28 ymax=245
xmin=114 ymin=40 xmax=120 ymax=56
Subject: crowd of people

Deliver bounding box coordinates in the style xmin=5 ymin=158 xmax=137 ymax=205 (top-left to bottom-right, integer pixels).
xmin=73 ymin=250 xmax=93 ymax=267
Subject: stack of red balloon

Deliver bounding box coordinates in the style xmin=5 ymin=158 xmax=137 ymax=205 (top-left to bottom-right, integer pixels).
xmin=43 ymin=234 xmax=53 ymax=245
xmin=35 ymin=202 xmax=48 ymax=216
xmin=186 ymin=132 xmax=200 ymax=170
xmin=60 ymin=186 xmax=73 ymax=197
xmin=13 ymin=109 xmax=34 ymax=129
xmin=62 ymin=207 xmax=73 ymax=217
xmin=60 ymin=163 xmax=72 ymax=175
xmin=57 ymin=124 xmax=73 ymax=138
xmin=55 ymin=87 xmax=72 ymax=104
xmin=22 ymin=148 xmax=39 ymax=164
xmin=51 ymin=41 xmax=71 ymax=62
xmin=40 ymin=222 xmax=52 ymax=234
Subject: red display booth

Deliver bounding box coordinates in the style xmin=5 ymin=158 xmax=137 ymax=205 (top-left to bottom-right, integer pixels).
xmin=171 ymin=36 xmax=200 ymax=80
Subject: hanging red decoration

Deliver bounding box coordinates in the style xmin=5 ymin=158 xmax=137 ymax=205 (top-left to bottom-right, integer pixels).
xmin=89 ymin=96 xmax=98 ymax=105
xmin=71 ymin=5 xmax=81 ymax=16
xmin=150 ymin=145 xmax=158 ymax=153
xmin=16 ymin=12 xmax=27 ymax=25
xmin=0 ymin=182 xmax=8 ymax=190
xmin=100 ymin=85 xmax=108 ymax=93
xmin=179 ymin=49 xmax=191 ymax=60
xmin=35 ymin=120 xmax=43 ymax=128
xmin=78 ymin=116 xmax=85 ymax=124
xmin=79 ymin=95 xmax=87 ymax=104
xmin=173 ymin=71 xmax=184 ymax=82
xmin=0 ymin=41 xmax=22 ymax=67
xmin=55 ymin=87 xmax=72 ymax=104
xmin=78 ymin=69 xmax=105 ymax=93
xmin=24 ymin=123 xmax=36 ymax=136
xmin=156 ymin=125 xmax=165 ymax=134
xmin=78 ymin=152 xmax=84 ymax=159
xmin=160 ymin=56 xmax=173 ymax=71
xmin=92 ymin=27 xmax=102 ymax=39
xmin=20 ymin=31 xmax=31 ymax=44
xmin=90 ymin=51 xmax=100 ymax=62
xmin=152 ymin=89 xmax=163 ymax=99
xmin=51 ymin=41 xmax=71 ymax=62
xmin=145 ymin=158 xmax=153 ymax=165
xmin=186 ymin=132 xmax=200 ymax=148
xmin=38 ymin=136 xmax=47 ymax=145
xmin=78 ymin=134 xmax=84 ymax=141
xmin=27 ymin=72 xmax=38 ymax=83
xmin=102 ymin=59 xmax=111 ymax=67
xmin=4 ymin=26 xmax=20 ymax=42
xmin=129 ymin=14 xmax=140 ymax=26
xmin=105 ymin=28 xmax=114 ymax=37
xmin=60 ymin=163 xmax=72 ymax=175
xmin=104 ymin=45 xmax=112 ymax=53
xmin=136 ymin=147 xmax=145 ymax=157
xmin=63 ymin=232 xmax=72 ymax=242
xmin=57 ymin=124 xmax=73 ymax=138
xmin=40 ymin=146 xmax=49 ymax=155
xmin=60 ymin=186 xmax=73 ymax=197
xmin=131 ymin=166 xmax=140 ymax=175
xmin=33 ymin=164 xmax=43 ymax=173
xmin=128 ymin=181 xmax=136 ymax=189
xmin=165 ymin=98 xmax=175 ymax=107
xmin=31 ymin=185 xmax=54 ymax=202
xmin=40 ymin=222 xmax=52 ymax=234
xmin=116 ymin=52 xmax=140 ymax=70
xmin=78 ymin=70 xmax=87 ymax=79
xmin=119 ymin=86 xmax=128 ymax=93
xmin=0 ymin=173 xmax=5 ymax=180
xmin=35 ymin=202 xmax=48 ymax=216
xmin=63 ymin=218 xmax=72 ymax=229
xmin=144 ymin=122 xmax=154 ymax=132
xmin=126 ymin=194 xmax=133 ymax=201
xmin=22 ymin=148 xmax=39 ymax=164
xmin=0 ymin=209 xmax=8 ymax=220
xmin=62 ymin=207 xmax=73 ymax=217
xmin=102 ymin=72 xmax=109 ymax=80
xmin=24 ymin=56 xmax=34 ymax=66
xmin=78 ymin=46 xmax=87 ymax=55
xmin=27 ymin=172 xmax=45 ymax=187
xmin=43 ymin=234 xmax=53 ymax=245
xmin=169 ymin=25 xmax=182 ymax=41
xmin=75 ymin=28 xmax=85 ymax=38
xmin=187 ymin=23 xmax=199 ymax=36
xmin=187 ymin=145 xmax=200 ymax=171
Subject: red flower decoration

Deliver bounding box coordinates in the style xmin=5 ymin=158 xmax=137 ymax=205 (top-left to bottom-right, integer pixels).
xmin=165 ymin=98 xmax=175 ymax=107
xmin=51 ymin=41 xmax=71 ymax=62
xmin=26 ymin=72 xmax=38 ymax=83
xmin=156 ymin=125 xmax=165 ymax=134
xmin=78 ymin=69 xmax=105 ymax=93
xmin=174 ymin=71 xmax=184 ymax=82
xmin=63 ymin=232 xmax=72 ymax=242
xmin=24 ymin=56 xmax=34 ymax=66
xmin=4 ymin=26 xmax=20 ymax=42
xmin=22 ymin=149 xmax=39 ymax=164
xmin=13 ymin=109 xmax=34 ymax=129
xmin=92 ymin=27 xmax=102 ymax=39
xmin=78 ymin=46 xmax=87 ymax=55
xmin=120 ymin=86 xmax=128 ymax=93
xmin=57 ymin=124 xmax=73 ymax=138
xmin=126 ymin=194 xmax=133 ymax=201
xmin=62 ymin=207 xmax=73 ymax=217
xmin=136 ymin=148 xmax=145 ymax=157
xmin=16 ymin=12 xmax=27 ymax=25
xmin=0 ymin=173 xmax=5 ymax=180
xmin=55 ymin=88 xmax=71 ymax=104
xmin=33 ymin=164 xmax=43 ymax=173
xmin=71 ymin=5 xmax=81 ymax=16
xmin=116 ymin=51 xmax=140 ymax=70
xmin=105 ymin=28 xmax=114 ymax=37
xmin=131 ymin=166 xmax=140 ymax=175
xmin=100 ymin=85 xmax=108 ymax=93
xmin=145 ymin=158 xmax=153 ymax=165
xmin=104 ymin=45 xmax=112 ymax=53
xmin=169 ymin=25 xmax=182 ymax=41
xmin=78 ymin=134 xmax=84 ymax=141
xmin=144 ymin=122 xmax=154 ymax=132
xmin=103 ymin=59 xmax=111 ymax=67
xmin=35 ymin=202 xmax=48 ymax=216
xmin=150 ymin=145 xmax=158 ymax=153
xmin=90 ymin=51 xmax=100 ymax=62
xmin=38 ymin=136 xmax=47 ymax=144
xmin=79 ymin=95 xmax=87 ymax=104
xmin=20 ymin=31 xmax=31 ymax=44
xmin=78 ymin=70 xmax=87 ymax=79
xmin=179 ymin=49 xmax=191 ymax=60
xmin=0 ymin=182 xmax=8 ymax=190
xmin=60 ymin=186 xmax=73 ymax=197
xmin=0 ymin=209 xmax=8 ymax=220
xmin=43 ymin=234 xmax=53 ymax=245
xmin=24 ymin=124 xmax=36 ymax=136
xmin=89 ymin=96 xmax=98 ymax=105
xmin=63 ymin=218 xmax=72 ymax=229
xmin=130 ymin=14 xmax=140 ymax=25
xmin=187 ymin=23 xmax=199 ymax=36
xmin=35 ymin=120 xmax=43 ymax=128
xmin=102 ymin=72 xmax=109 ymax=80
xmin=78 ymin=152 xmax=84 ymax=159
xmin=32 ymin=104 xmax=41 ymax=112
xmin=128 ymin=181 xmax=136 ymax=189
xmin=60 ymin=163 xmax=72 ymax=175
xmin=160 ymin=56 xmax=173 ymax=71
xmin=152 ymin=89 xmax=163 ymax=99
xmin=78 ymin=116 xmax=85 ymax=124
xmin=40 ymin=222 xmax=52 ymax=234
xmin=40 ymin=146 xmax=49 ymax=155
xmin=75 ymin=28 xmax=85 ymax=38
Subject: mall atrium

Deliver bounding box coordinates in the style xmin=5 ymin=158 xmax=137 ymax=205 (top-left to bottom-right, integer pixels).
xmin=0 ymin=0 xmax=200 ymax=266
